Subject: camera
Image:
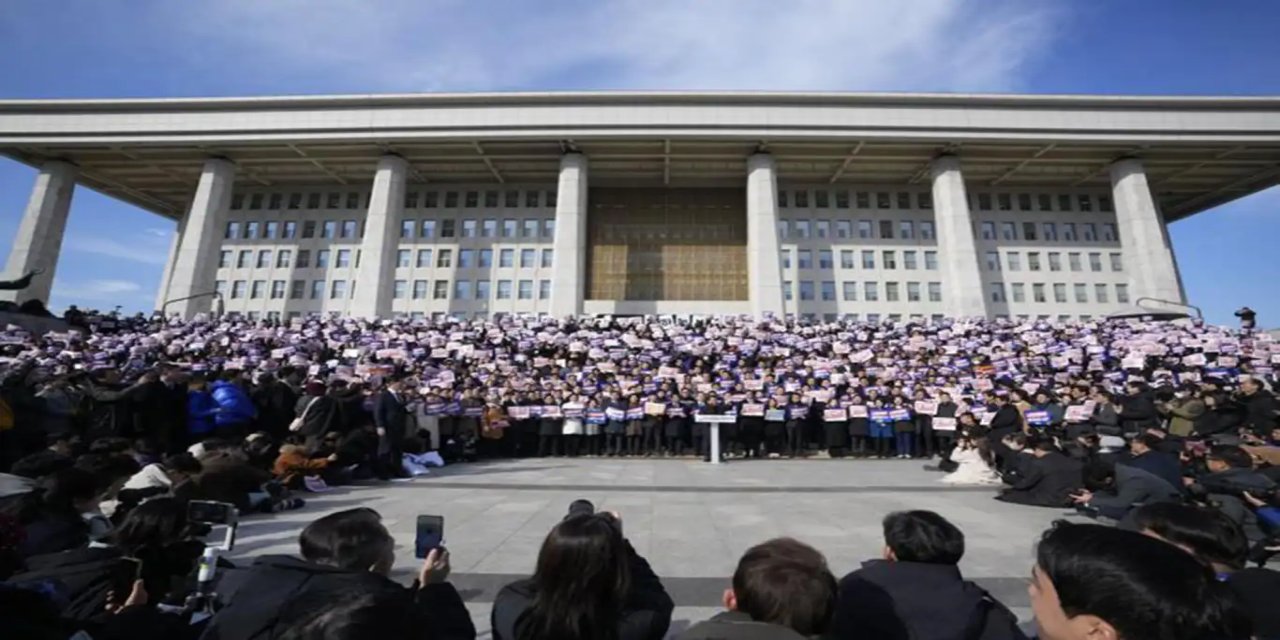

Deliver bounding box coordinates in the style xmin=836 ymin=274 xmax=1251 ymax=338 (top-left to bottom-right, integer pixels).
xmin=188 ymin=500 xmax=237 ymax=526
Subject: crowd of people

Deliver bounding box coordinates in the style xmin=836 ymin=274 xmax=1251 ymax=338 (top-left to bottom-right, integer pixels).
xmin=0 ymin=308 xmax=1276 ymax=638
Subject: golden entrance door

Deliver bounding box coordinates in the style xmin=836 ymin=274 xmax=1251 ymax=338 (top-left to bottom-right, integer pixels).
xmin=586 ymin=188 xmax=747 ymax=301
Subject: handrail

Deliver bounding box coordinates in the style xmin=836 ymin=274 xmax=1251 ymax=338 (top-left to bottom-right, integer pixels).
xmin=1135 ymin=296 xmax=1203 ymax=319
xmin=161 ymin=291 xmax=225 ymax=317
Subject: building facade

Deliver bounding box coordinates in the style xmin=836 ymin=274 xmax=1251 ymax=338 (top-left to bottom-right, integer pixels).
xmin=0 ymin=92 xmax=1277 ymax=321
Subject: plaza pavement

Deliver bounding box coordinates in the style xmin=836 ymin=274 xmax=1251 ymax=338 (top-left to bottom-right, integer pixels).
xmin=228 ymin=457 xmax=1069 ymax=637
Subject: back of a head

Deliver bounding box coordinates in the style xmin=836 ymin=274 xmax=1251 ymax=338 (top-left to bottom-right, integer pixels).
xmin=1209 ymin=445 xmax=1253 ymax=470
xmin=1035 ymin=522 xmax=1251 ymax=640
xmin=277 ymin=590 xmax=402 ymax=640
xmin=111 ymin=496 xmax=188 ymax=554
xmin=8 ymin=467 xmax=97 ymax=522
xmin=731 ymin=537 xmax=836 ymax=636
xmin=520 ymin=514 xmax=629 ymax=640
xmin=1131 ymin=502 xmax=1248 ymax=571
xmin=298 ymin=508 xmax=392 ymax=572
xmin=883 ymin=510 xmax=965 ymax=565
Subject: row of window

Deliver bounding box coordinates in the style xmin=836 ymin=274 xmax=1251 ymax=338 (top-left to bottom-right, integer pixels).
xmin=222 ymin=217 xmax=556 ymax=242
xmin=985 ymin=251 xmax=1122 ymax=273
xmin=778 ymin=189 xmax=1112 ymax=214
xmin=797 ymin=312 xmax=1098 ymax=324
xmin=777 ymin=218 xmax=1118 ymax=244
xmin=782 ymin=281 xmax=944 ymax=303
xmin=216 ymin=278 xmax=553 ymax=302
xmin=989 ymin=282 xmax=1130 ymax=305
xmin=778 ymin=219 xmax=935 ymax=241
xmin=782 ymin=249 xmax=940 ymax=271
xmin=218 ymin=247 xmax=555 ymax=271
xmin=230 ymin=189 xmax=557 ymax=212
xmin=978 ymin=221 xmax=1116 ymax=243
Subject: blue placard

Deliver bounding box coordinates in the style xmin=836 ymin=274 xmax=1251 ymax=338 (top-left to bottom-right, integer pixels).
xmin=1025 ymin=410 xmax=1052 ymax=426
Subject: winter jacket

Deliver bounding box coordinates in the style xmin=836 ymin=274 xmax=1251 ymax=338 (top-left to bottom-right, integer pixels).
xmin=677 ymin=611 xmax=809 ymax=640
xmin=200 ymin=554 xmax=475 ymax=640
xmin=827 ymin=559 xmax=1027 ymax=640
xmin=188 ymin=390 xmax=219 ymax=436
xmin=210 ymin=381 xmax=256 ymax=426
xmin=995 ymin=452 xmax=1083 ymax=508
xmin=1087 ymin=464 xmax=1181 ymax=521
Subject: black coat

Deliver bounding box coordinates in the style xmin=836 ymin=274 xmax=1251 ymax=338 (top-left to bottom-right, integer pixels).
xmin=987 ymin=406 xmax=1021 ymax=435
xmin=1122 ymin=450 xmax=1183 ymax=491
xmin=678 ymin=611 xmax=808 ymax=640
xmin=133 ymin=380 xmax=189 ymax=452
xmin=374 ymin=390 xmax=411 ymax=445
xmin=1117 ymin=392 xmax=1159 ymax=433
xmin=995 ymin=452 xmax=1083 ymax=508
xmin=296 ymin=394 xmax=343 ymax=438
xmin=199 ymin=555 xmax=475 ymax=640
xmin=1241 ymin=390 xmax=1278 ymax=436
xmin=490 ymin=541 xmax=672 ymax=640
xmin=252 ymin=381 xmax=298 ymax=437
xmin=827 ymin=560 xmax=1027 ymax=640
xmin=1195 ymin=404 xmax=1246 ymax=437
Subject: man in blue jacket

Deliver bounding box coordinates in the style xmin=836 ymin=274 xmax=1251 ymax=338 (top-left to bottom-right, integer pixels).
xmin=210 ymin=371 xmax=257 ymax=439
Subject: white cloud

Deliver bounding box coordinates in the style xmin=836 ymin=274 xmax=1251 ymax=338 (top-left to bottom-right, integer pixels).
xmin=161 ymin=0 xmax=1060 ymax=93
xmin=66 ymin=235 xmax=168 ymax=265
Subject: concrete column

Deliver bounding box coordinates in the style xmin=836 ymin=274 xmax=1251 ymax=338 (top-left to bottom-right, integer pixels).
xmin=351 ymin=154 xmax=408 ymax=319
xmin=746 ymin=153 xmax=785 ymax=318
xmin=153 ymin=212 xmax=187 ymax=311
xmin=0 ymin=160 xmax=77 ymax=305
xmin=165 ymin=158 xmax=235 ymax=318
xmin=548 ymin=153 xmax=587 ymax=317
xmin=1109 ymin=158 xmax=1185 ymax=304
xmin=930 ymin=155 xmax=988 ymax=318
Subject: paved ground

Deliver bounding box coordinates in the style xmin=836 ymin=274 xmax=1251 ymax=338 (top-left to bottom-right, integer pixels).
xmin=228 ymin=458 xmax=1068 ymax=637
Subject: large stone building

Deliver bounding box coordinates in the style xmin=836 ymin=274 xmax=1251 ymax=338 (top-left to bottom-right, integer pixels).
xmin=1 ymin=92 xmax=1278 ymax=321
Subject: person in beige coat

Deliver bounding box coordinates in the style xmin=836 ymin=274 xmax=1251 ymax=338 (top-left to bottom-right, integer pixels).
xmin=1158 ymin=386 xmax=1205 ymax=437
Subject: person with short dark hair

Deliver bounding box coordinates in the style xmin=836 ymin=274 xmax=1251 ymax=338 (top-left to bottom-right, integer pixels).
xmin=995 ymin=439 xmax=1083 ymax=508
xmin=202 ymin=508 xmax=475 ymax=640
xmin=827 ymin=510 xmax=1026 ymax=640
xmin=1187 ymin=444 xmax=1276 ymax=544
xmin=1133 ymin=502 xmax=1280 ymax=638
xmin=1030 ymin=522 xmax=1250 ymax=640
xmin=1070 ymin=457 xmax=1180 ymax=525
xmin=678 ymin=538 xmax=836 ymax=639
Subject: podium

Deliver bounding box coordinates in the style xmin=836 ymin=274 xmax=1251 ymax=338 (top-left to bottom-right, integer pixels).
xmin=695 ymin=414 xmax=737 ymax=464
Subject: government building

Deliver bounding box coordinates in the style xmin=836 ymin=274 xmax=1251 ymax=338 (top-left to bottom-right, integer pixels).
xmin=1 ymin=92 xmax=1277 ymax=322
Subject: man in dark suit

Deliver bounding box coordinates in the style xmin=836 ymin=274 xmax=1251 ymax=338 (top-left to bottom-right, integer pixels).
xmin=985 ymin=394 xmax=1023 ymax=473
xmin=373 ymin=378 xmax=412 ymax=479
xmin=995 ymin=439 xmax=1083 ymax=507
xmin=1122 ymin=433 xmax=1183 ymax=490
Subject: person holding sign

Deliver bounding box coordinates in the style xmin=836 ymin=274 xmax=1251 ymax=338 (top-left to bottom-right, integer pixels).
xmin=625 ymin=395 xmax=645 ymax=456
xmin=786 ymin=394 xmax=810 ymax=458
xmin=869 ymin=399 xmax=895 ymax=459
xmin=890 ymin=396 xmax=916 ymax=459
xmin=820 ymin=397 xmax=849 ymax=458
xmin=642 ymin=397 xmax=665 ymax=457
xmin=604 ymin=395 xmax=628 ymax=457
xmin=763 ymin=396 xmax=787 ymax=456
xmin=738 ymin=394 xmax=767 ymax=459
xmin=931 ymin=392 xmax=959 ymax=462
xmin=847 ymin=398 xmax=870 ymax=458
xmin=562 ymin=397 xmax=585 ymax=458
xmin=537 ymin=393 xmax=563 ymax=457
xmin=911 ymin=389 xmax=936 ymax=460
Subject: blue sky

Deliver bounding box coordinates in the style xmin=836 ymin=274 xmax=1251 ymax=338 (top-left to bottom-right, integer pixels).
xmin=0 ymin=0 xmax=1276 ymax=325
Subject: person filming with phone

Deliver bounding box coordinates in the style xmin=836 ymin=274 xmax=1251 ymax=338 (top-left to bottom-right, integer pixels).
xmin=201 ymin=507 xmax=474 ymax=640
